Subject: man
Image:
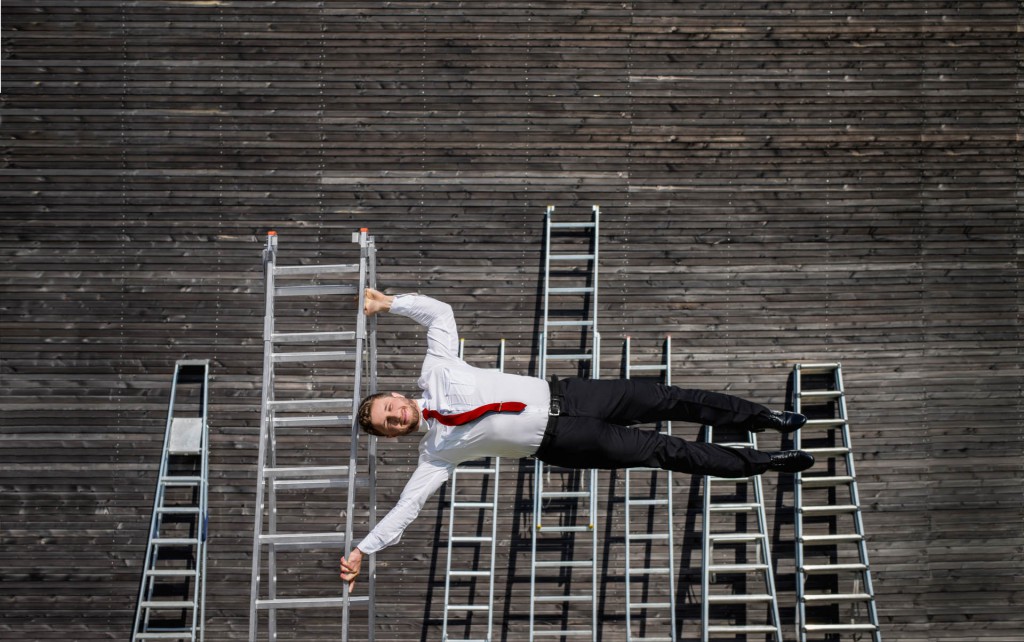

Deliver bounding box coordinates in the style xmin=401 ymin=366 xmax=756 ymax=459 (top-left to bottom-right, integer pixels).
xmin=339 ymin=289 xmax=813 ymax=590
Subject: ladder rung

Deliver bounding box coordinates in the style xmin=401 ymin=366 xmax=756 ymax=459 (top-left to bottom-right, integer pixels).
xmin=452 ymin=501 xmax=495 ymax=509
xmin=708 ymin=563 xmax=768 ymax=573
xmin=264 ymin=465 xmax=349 ymax=479
xmin=708 ymin=625 xmax=780 ymax=634
xmin=534 ymin=560 xmax=594 ymax=569
xmin=800 ymin=533 xmax=864 ymax=545
xmin=530 ymin=630 xmax=593 ymax=637
xmin=449 ymin=570 xmax=491 ymax=578
xmin=272 ymin=350 xmax=356 ymax=363
xmin=547 ymin=319 xmax=594 ymax=327
xmin=628 ymin=364 xmax=667 ymax=372
xmin=140 ymin=600 xmax=196 ymax=610
xmin=273 ymin=414 xmax=351 ymax=428
xmin=805 ymin=623 xmax=879 ymax=633
xmin=709 ymin=503 xmax=758 ymax=512
xmin=269 ymin=398 xmax=352 ymax=412
xmin=548 ymin=287 xmax=595 ymax=295
xmin=275 ymin=284 xmax=357 ymax=297
xmin=259 ymin=532 xmax=348 ymax=549
xmin=708 ymin=533 xmax=764 ymax=543
xmin=151 ymin=538 xmax=199 ymax=546
xmin=630 ymin=601 xmax=672 ymax=609
xmin=627 ymin=566 xmax=672 ymax=575
xmin=272 ymin=331 xmax=355 ymax=343
xmin=544 ymin=353 xmax=594 ymax=361
xmin=626 ymin=498 xmax=669 ymax=507
xmin=716 ymin=442 xmax=754 ymax=448
xmin=549 ymin=254 xmax=595 ymax=261
xmin=804 ymin=446 xmax=851 ymax=456
xmin=800 ymin=504 xmax=859 ymax=516
xmin=159 ymin=476 xmax=202 ymax=486
xmin=537 ymin=526 xmax=592 ymax=533
xmin=146 ymin=569 xmax=198 ymax=578
xmin=799 ymin=390 xmax=843 ymax=400
xmin=446 ymin=604 xmax=490 ymax=612
xmin=802 ymin=563 xmax=868 ymax=574
xmin=630 ymin=638 xmax=672 ymax=642
xmin=627 ymin=533 xmax=669 ymax=542
xmin=800 ymin=475 xmax=854 ymax=488
xmin=134 ymin=632 xmax=197 ymax=640
xmin=707 ymin=593 xmax=774 ymax=603
xmin=533 ymin=595 xmax=593 ymax=603
xmin=156 ymin=507 xmax=200 ymax=515
xmin=802 ymin=592 xmax=873 ymax=603
xmin=797 ymin=362 xmax=841 ymax=373
xmin=454 ymin=468 xmax=496 ymax=475
xmin=550 ymin=222 xmax=596 ymax=229
xmin=450 ymin=536 xmax=493 ymax=544
xmin=804 ymin=418 xmax=847 ymax=428
xmin=255 ymin=595 xmax=369 ymax=609
xmin=540 ymin=491 xmax=591 ymax=499
xmin=274 ymin=263 xmax=359 ymax=277
xmin=709 ymin=475 xmax=752 ymax=482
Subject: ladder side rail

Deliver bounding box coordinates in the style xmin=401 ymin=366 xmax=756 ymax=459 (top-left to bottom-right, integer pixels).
xmin=664 ymin=336 xmax=677 ymax=638
xmin=792 ymin=365 xmax=807 ymax=642
xmin=835 ymin=365 xmax=882 ymax=641
xmin=343 ymin=229 xmax=371 ymax=642
xmin=487 ymin=457 xmax=500 ymax=640
xmin=132 ymin=361 xmax=184 ymax=640
xmin=249 ymin=233 xmax=279 ymax=641
xmin=623 ymin=338 xmax=633 ymax=639
xmin=442 ymin=468 xmax=460 ymax=641
xmin=197 ymin=361 xmax=211 ymax=642
xmin=366 ymin=235 xmax=379 ymax=642
xmin=750 ymin=431 xmax=783 ymax=642
xmin=700 ymin=424 xmax=714 ymax=642
xmin=587 ymin=206 xmax=599 ymax=638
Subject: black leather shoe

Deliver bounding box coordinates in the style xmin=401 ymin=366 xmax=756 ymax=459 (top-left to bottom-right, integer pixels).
xmin=767 ymin=450 xmax=815 ymax=473
xmin=753 ymin=410 xmax=807 ymax=434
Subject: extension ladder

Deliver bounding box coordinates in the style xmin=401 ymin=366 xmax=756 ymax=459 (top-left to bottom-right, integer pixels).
xmin=530 ymin=205 xmax=601 ymax=641
xmin=792 ymin=363 xmax=881 ymax=642
xmin=623 ymin=336 xmax=677 ymax=642
xmin=132 ymin=359 xmax=210 ymax=642
xmin=441 ymin=339 xmax=506 ymax=642
xmin=700 ymin=418 xmax=782 ymax=641
xmin=248 ymin=230 xmax=378 ymax=642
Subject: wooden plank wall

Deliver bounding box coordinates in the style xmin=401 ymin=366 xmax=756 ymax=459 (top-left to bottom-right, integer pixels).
xmin=1 ymin=1 xmax=1020 ymax=640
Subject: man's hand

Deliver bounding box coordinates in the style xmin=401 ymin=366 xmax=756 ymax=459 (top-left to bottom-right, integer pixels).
xmin=363 ymin=288 xmax=394 ymax=317
xmin=340 ymin=548 xmax=364 ymax=592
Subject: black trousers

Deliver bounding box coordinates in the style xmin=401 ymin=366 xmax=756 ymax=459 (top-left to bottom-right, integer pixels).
xmin=534 ymin=378 xmax=773 ymax=478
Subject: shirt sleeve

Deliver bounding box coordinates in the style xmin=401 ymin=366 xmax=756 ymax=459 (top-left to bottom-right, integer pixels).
xmin=389 ymin=294 xmax=459 ymax=362
xmin=355 ymin=457 xmax=452 ymax=555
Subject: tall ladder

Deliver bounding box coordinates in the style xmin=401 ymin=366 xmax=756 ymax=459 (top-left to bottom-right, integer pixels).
xmin=132 ymin=359 xmax=211 ymax=642
xmin=700 ymin=416 xmax=782 ymax=641
xmin=530 ymin=205 xmax=601 ymax=642
xmin=792 ymin=363 xmax=881 ymax=642
xmin=249 ymin=230 xmax=378 ymax=642
xmin=442 ymin=339 xmax=506 ymax=642
xmin=623 ymin=336 xmax=677 ymax=642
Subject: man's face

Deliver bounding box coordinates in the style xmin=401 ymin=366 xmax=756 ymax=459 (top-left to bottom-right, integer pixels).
xmin=369 ymin=392 xmax=420 ymax=438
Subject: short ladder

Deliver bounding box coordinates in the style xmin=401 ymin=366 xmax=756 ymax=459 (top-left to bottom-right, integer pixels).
xmin=530 ymin=205 xmax=601 ymax=642
xmin=442 ymin=339 xmax=506 ymax=642
xmin=248 ymin=230 xmax=379 ymax=642
xmin=793 ymin=362 xmax=881 ymax=642
xmin=700 ymin=419 xmax=782 ymax=642
xmin=132 ymin=359 xmax=211 ymax=642
xmin=623 ymin=336 xmax=677 ymax=642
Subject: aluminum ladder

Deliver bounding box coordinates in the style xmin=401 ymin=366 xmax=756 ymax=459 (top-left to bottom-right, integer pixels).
xmin=441 ymin=339 xmax=506 ymax=642
xmin=792 ymin=363 xmax=881 ymax=642
xmin=132 ymin=359 xmax=211 ymax=642
xmin=248 ymin=230 xmax=378 ymax=642
xmin=530 ymin=205 xmax=601 ymax=641
xmin=699 ymin=416 xmax=782 ymax=642
xmin=623 ymin=336 xmax=677 ymax=642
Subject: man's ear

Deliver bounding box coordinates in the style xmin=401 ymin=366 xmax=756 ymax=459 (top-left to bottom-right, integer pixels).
xmin=390 ymin=392 xmax=403 ymax=398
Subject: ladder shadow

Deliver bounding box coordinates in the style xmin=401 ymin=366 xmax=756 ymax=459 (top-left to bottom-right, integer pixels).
xmin=675 ymin=429 xmax=707 ymax=640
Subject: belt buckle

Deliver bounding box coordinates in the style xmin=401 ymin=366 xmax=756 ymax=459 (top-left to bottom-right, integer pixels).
xmin=549 ymin=397 xmax=561 ymax=417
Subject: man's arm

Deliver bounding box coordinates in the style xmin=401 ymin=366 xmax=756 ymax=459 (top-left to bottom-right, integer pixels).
xmin=340 ymin=457 xmax=452 ymax=590
xmin=363 ymin=288 xmax=459 ymax=361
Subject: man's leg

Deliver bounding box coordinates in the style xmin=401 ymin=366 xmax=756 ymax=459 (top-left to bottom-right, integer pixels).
xmin=535 ymin=415 xmax=771 ymax=477
xmin=559 ymin=377 xmax=774 ymax=430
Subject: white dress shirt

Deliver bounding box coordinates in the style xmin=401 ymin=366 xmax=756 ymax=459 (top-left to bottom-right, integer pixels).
xmin=356 ymin=294 xmax=550 ymax=555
